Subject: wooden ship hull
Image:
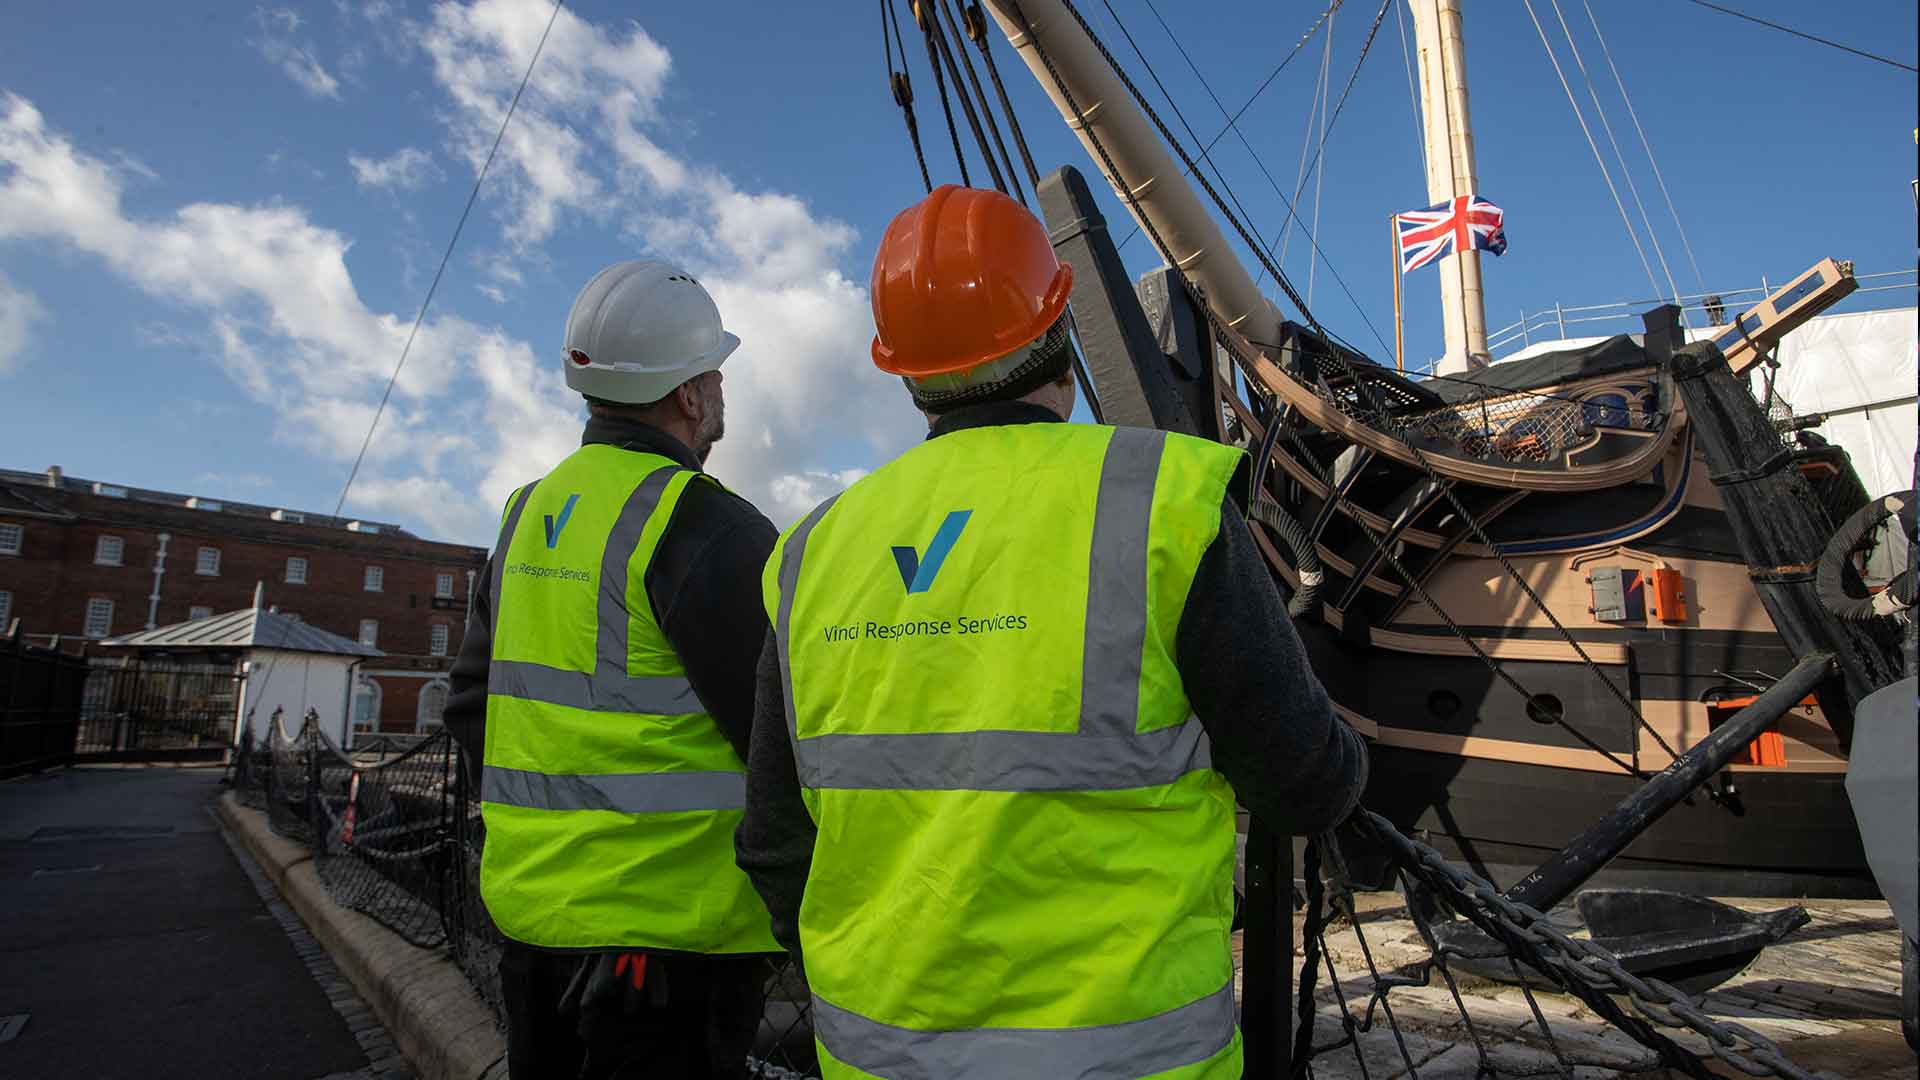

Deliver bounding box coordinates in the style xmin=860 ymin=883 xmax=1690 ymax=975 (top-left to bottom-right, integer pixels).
xmin=975 ymin=0 xmax=1889 ymax=898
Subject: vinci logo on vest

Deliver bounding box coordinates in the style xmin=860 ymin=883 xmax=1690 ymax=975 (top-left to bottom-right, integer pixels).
xmin=892 ymin=510 xmax=971 ymax=594
xmin=543 ymin=494 xmax=581 ymax=549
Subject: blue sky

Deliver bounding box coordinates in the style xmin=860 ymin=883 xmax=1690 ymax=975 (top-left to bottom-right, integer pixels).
xmin=1 ymin=1 xmax=1913 ymax=545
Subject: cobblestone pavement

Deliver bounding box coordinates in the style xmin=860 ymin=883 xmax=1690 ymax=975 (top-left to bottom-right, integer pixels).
xmin=1233 ymin=893 xmax=1912 ymax=1078
xmin=0 ymin=766 xmax=405 ymax=1079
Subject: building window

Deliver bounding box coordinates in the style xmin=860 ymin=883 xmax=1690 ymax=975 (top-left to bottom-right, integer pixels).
xmin=358 ymin=619 xmax=379 ymax=647
xmin=430 ymin=623 xmax=450 ymax=657
xmin=351 ymin=677 xmax=383 ymax=735
xmin=0 ymin=590 xmax=11 ymax=630
xmin=286 ymin=557 xmax=308 ymax=584
xmin=189 ymin=605 xmax=213 ymax=621
xmin=364 ymin=565 xmax=384 ymax=592
xmin=435 ymin=572 xmax=455 ymax=599
xmin=95 ymin=535 xmax=125 ymax=566
xmin=196 ymin=546 xmax=221 ymax=576
xmin=418 ymin=678 xmax=450 ymax=732
xmin=84 ymin=598 xmax=114 ymax=639
xmin=0 ymin=523 xmax=21 ymax=555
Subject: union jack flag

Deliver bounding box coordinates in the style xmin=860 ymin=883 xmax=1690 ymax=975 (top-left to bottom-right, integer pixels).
xmin=1395 ymin=195 xmax=1508 ymax=273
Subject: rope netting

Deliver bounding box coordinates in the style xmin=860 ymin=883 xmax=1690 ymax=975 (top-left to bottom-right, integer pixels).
xmin=229 ymin=710 xmax=822 ymax=1078
xmin=1283 ymin=814 xmax=1819 ymax=1079
xmin=230 ymin=712 xmax=1819 ymax=1078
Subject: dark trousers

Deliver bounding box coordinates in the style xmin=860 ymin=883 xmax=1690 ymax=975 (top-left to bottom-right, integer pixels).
xmin=498 ymin=940 xmax=768 ymax=1080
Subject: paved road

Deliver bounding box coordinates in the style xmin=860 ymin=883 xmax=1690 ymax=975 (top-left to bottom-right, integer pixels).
xmin=0 ymin=765 xmax=380 ymax=1079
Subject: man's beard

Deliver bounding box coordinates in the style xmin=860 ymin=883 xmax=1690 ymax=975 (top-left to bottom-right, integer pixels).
xmin=692 ymin=383 xmax=725 ymax=463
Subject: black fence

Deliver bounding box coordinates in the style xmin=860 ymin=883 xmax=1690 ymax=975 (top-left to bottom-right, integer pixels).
xmin=233 ymin=711 xmax=1818 ymax=1080
xmin=76 ymin=660 xmax=240 ymax=760
xmin=234 ymin=713 xmax=820 ymax=1078
xmin=0 ymin=633 xmax=89 ymax=778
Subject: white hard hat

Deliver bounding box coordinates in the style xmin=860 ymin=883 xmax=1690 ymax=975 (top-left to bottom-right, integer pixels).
xmin=561 ymin=260 xmax=740 ymax=405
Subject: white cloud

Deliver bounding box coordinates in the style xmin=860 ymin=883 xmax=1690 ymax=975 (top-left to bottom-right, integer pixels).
xmin=411 ymin=0 xmax=921 ymax=523
xmin=0 ymin=1 xmax=922 ymax=541
xmin=348 ymin=146 xmax=438 ymax=190
xmin=0 ymin=272 xmax=46 ymax=374
xmin=252 ymin=6 xmax=343 ymax=100
xmin=0 ymin=91 xmax=573 ymax=541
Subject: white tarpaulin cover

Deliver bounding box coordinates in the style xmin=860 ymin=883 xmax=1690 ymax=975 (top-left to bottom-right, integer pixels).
xmin=1764 ymin=309 xmax=1917 ymax=500
xmin=1495 ymin=307 xmax=1918 ymax=498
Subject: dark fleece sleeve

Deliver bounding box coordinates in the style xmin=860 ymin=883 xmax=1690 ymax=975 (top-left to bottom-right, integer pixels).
xmin=444 ymin=560 xmax=492 ymax=793
xmin=735 ymin=629 xmax=815 ymax=964
xmin=647 ymin=485 xmax=779 ymax=764
xmin=1178 ymin=498 xmax=1369 ymax=834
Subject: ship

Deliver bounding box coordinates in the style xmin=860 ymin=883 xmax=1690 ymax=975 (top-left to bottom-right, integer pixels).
xmin=877 ymin=0 xmax=1915 ymax=899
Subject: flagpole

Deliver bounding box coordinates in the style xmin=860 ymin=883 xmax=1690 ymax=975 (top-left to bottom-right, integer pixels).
xmin=1392 ymin=214 xmax=1405 ymax=373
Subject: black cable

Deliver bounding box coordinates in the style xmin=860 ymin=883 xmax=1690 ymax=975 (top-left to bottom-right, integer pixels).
xmin=939 ymin=0 xmax=1026 ymax=204
xmin=334 ymin=0 xmax=564 ymax=519
xmin=1684 ymin=0 xmax=1917 ymax=74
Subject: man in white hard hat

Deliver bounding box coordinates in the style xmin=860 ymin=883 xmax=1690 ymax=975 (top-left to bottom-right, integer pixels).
xmin=445 ymin=261 xmax=781 ymax=1079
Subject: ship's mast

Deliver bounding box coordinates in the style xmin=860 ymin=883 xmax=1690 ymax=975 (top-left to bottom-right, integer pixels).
xmin=1410 ymin=0 xmax=1491 ymax=374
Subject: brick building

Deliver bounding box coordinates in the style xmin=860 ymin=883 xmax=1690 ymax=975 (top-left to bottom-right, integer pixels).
xmin=0 ymin=465 xmax=487 ymax=735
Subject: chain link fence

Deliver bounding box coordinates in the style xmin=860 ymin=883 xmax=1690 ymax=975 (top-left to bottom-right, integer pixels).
xmin=229 ymin=712 xmax=1820 ymax=1079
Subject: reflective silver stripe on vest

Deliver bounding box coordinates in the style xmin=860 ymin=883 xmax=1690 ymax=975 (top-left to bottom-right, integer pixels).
xmin=792 ymin=722 xmax=1208 ymax=792
xmin=776 ymin=494 xmax=840 ymax=746
xmin=489 ymin=484 xmax=536 ymax=634
xmin=490 ymin=466 xmax=706 ymax=716
xmin=810 ymin=978 xmax=1236 ymax=1080
xmin=483 ymin=764 xmax=745 ymax=813
xmin=777 ymin=426 xmax=1213 ymax=792
xmin=488 ymin=660 xmax=698 ymax=716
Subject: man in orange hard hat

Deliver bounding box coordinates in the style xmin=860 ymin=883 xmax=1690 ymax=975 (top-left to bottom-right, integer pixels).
xmin=736 ymin=184 xmax=1368 ymax=1078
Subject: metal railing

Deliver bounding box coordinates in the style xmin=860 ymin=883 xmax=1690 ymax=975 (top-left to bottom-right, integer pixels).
xmin=75 ymin=659 xmax=240 ymax=757
xmin=0 ymin=631 xmax=88 ymax=778
xmin=1483 ymin=268 xmax=1917 ymax=359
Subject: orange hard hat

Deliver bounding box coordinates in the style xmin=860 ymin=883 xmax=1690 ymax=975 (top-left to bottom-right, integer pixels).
xmin=870 ymin=185 xmax=1073 ymax=377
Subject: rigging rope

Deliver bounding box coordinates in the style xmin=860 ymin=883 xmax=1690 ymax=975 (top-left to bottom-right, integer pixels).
xmin=1684 ymin=0 xmax=1917 ymax=74
xmin=883 ymin=0 xmax=934 ymax=192
xmin=1394 ymin=0 xmax=1427 ymax=183
xmin=1132 ymin=0 xmax=1392 ymax=356
xmin=1282 ymin=6 xmax=1328 ymax=274
xmin=913 ymin=0 xmax=974 ymax=186
xmin=1546 ymin=0 xmax=1684 ymax=313
xmin=1116 ymin=1 xmax=1344 ymax=253
xmin=1582 ymin=0 xmax=1705 ymax=289
xmin=1253 ymin=0 xmax=1393 ymax=295
xmin=1008 ymin=0 xmax=1679 ymax=780
xmin=922 ymin=0 xmax=1007 ymax=193
xmin=965 ymin=2 xmax=1043 ymax=186
xmin=334 ymin=0 xmax=563 ymax=519
xmin=1306 ymin=11 xmax=1333 ymax=311
xmin=1518 ymin=0 xmax=1667 ymax=313
xmin=1278 ymin=5 xmax=1336 ymax=275
xmin=937 ymin=0 xmax=1024 ymax=202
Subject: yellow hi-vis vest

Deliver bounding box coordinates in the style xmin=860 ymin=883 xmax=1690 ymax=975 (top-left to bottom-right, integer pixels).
xmin=480 ymin=444 xmax=777 ymax=954
xmin=765 ymin=423 xmax=1248 ymax=1079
